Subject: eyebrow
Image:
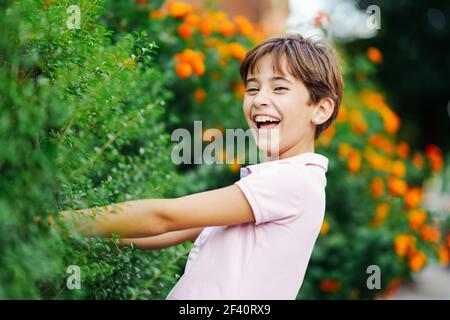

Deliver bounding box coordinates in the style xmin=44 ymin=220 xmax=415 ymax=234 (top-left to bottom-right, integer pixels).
xmin=246 ymin=76 xmax=293 ymax=85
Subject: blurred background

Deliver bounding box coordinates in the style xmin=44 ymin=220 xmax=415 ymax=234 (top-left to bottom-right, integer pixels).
xmin=1 ymin=0 xmax=449 ymax=299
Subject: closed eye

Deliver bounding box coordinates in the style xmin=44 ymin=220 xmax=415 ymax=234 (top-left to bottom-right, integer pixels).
xmin=245 ymin=88 xmax=259 ymax=94
xmin=274 ymin=87 xmax=288 ymax=92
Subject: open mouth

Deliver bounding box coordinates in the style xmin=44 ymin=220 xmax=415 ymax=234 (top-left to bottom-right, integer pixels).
xmin=254 ymin=115 xmax=281 ymax=129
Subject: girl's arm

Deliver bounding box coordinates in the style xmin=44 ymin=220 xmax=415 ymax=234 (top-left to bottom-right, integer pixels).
xmin=119 ymin=227 xmax=204 ymax=250
xmin=60 ymin=184 xmax=254 ymax=238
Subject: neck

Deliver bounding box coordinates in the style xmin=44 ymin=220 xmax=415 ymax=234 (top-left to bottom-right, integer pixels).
xmin=277 ymin=138 xmax=315 ymax=160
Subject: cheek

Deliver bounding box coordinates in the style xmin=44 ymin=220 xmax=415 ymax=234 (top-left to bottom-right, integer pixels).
xmin=279 ymin=107 xmax=307 ymax=139
xmin=242 ymin=100 xmax=252 ymax=119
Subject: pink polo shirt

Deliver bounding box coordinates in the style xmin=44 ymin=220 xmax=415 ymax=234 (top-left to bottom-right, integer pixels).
xmin=166 ymin=152 xmax=328 ymax=300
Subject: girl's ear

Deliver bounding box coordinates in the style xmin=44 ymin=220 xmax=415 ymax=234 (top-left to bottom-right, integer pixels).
xmin=311 ymin=98 xmax=334 ymax=125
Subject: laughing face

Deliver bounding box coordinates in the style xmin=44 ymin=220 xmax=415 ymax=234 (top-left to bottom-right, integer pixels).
xmin=243 ymin=54 xmax=333 ymax=160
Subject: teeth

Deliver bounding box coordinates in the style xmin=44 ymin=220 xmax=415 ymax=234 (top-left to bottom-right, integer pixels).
xmin=254 ymin=115 xmax=280 ymax=123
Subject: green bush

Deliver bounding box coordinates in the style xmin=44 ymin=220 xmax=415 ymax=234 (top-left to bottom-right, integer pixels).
xmin=0 ymin=0 xmax=188 ymax=299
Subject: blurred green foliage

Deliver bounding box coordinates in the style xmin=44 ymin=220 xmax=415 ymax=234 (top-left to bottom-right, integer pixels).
xmin=0 ymin=0 xmax=188 ymax=299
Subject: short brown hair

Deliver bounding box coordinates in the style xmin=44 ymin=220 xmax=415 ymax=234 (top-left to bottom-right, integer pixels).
xmin=240 ymin=34 xmax=344 ymax=140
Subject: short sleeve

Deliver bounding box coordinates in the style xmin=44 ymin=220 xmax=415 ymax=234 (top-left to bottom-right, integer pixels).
xmin=234 ymin=166 xmax=304 ymax=225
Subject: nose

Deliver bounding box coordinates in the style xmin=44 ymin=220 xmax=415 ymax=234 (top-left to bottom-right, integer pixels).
xmin=252 ymin=89 xmax=272 ymax=108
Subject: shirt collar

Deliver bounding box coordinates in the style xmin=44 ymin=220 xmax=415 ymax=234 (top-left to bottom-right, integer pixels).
xmin=240 ymin=152 xmax=329 ymax=178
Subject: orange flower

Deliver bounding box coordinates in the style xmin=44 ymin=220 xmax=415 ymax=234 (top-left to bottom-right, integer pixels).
xmin=425 ymin=144 xmax=441 ymax=157
xmin=394 ymin=234 xmax=417 ymax=257
xmin=425 ymin=144 xmax=444 ymax=172
xmin=388 ymin=177 xmax=408 ymax=196
xmin=364 ymin=148 xmax=390 ymax=171
xmin=229 ymin=42 xmax=247 ymax=61
xmin=176 ymin=49 xmax=205 ymax=65
xmin=178 ymin=23 xmax=194 ymax=38
xmin=367 ymin=47 xmax=383 ymax=64
xmin=348 ymin=150 xmax=361 ymax=173
xmin=404 ymin=187 xmax=422 ymax=209
xmin=338 ymin=143 xmax=353 ymax=159
xmin=420 ymin=225 xmax=440 ymax=243
xmin=370 ymin=203 xmax=390 ymax=227
xmin=174 ymin=49 xmax=205 ymax=77
xmin=407 ymin=209 xmax=427 ymax=230
xmin=412 ymin=153 xmax=425 ymax=170
xmin=430 ymin=156 xmax=444 ymax=172
xmin=348 ymin=110 xmax=368 ymax=134
xmin=409 ymin=251 xmax=426 ymax=272
xmin=199 ymin=19 xmax=213 ymax=36
xmin=381 ymin=109 xmax=400 ymax=134
xmin=148 ymin=10 xmax=163 ymax=20
xmin=194 ymin=88 xmax=206 ymax=103
xmin=390 ymin=160 xmax=406 ymax=177
xmin=368 ymin=134 xmax=383 ymax=148
xmin=211 ymin=11 xmax=227 ymax=22
xmin=362 ymin=91 xmax=387 ymax=110
xmin=192 ymin=59 xmax=205 ymax=76
xmin=218 ymin=21 xmax=235 ymax=37
xmin=234 ymin=15 xmax=254 ymax=36
xmin=184 ymin=14 xmax=200 ymax=26
xmin=370 ymin=177 xmax=384 ymax=199
xmin=318 ymin=125 xmax=335 ymax=147
xmin=323 ymin=124 xmax=336 ymax=139
xmin=438 ymin=245 xmax=449 ymax=266
xmin=216 ymin=42 xmax=230 ymax=59
xmin=251 ymin=25 xmax=266 ymax=44
xmin=368 ymin=134 xmax=394 ymax=154
xmin=168 ymin=2 xmax=193 ymax=19
xmin=396 ymin=142 xmax=410 ymax=159
xmin=229 ymin=160 xmax=241 ymax=173
xmin=175 ymin=61 xmax=192 ymax=79
xmin=379 ymin=138 xmax=394 ymax=155
xmin=319 ymin=279 xmax=341 ymax=292
xmin=336 ymin=105 xmax=347 ymax=122
xmin=320 ymin=219 xmax=329 ymax=234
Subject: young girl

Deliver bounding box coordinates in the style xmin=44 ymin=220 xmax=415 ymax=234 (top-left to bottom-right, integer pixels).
xmin=62 ymin=34 xmax=343 ymax=300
